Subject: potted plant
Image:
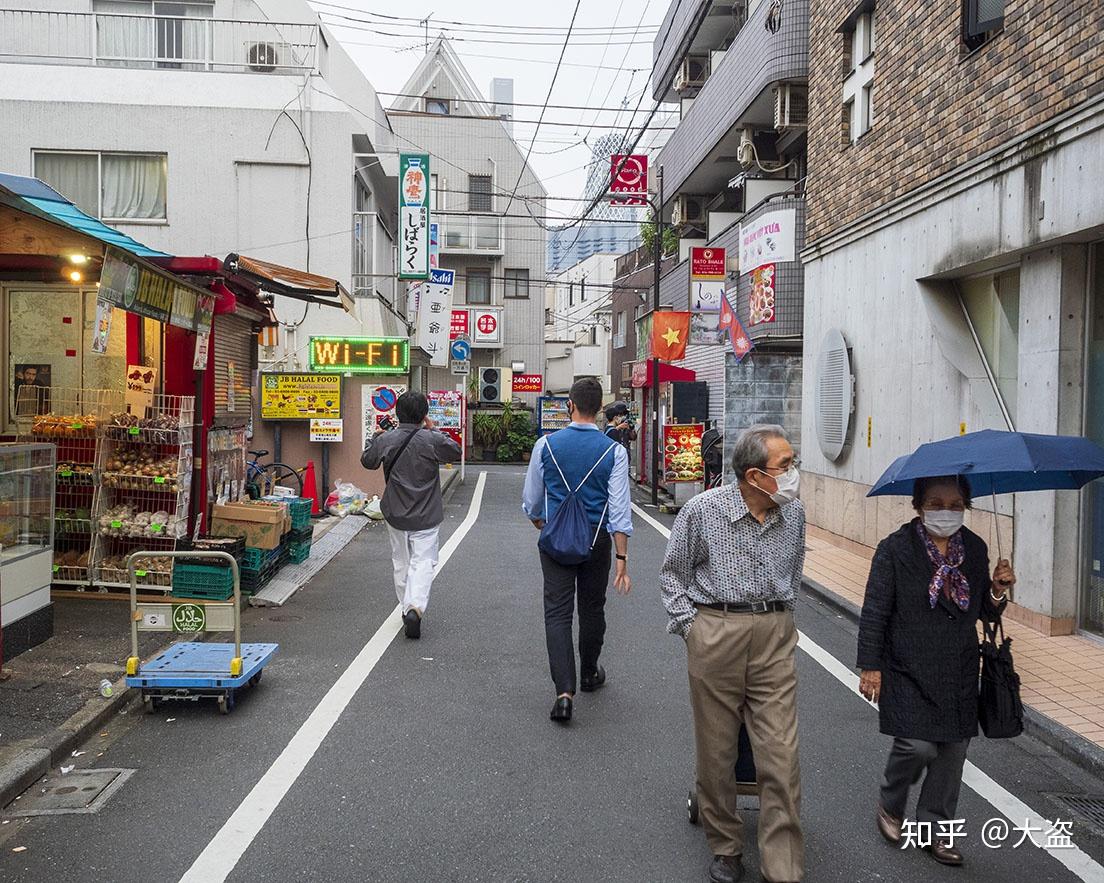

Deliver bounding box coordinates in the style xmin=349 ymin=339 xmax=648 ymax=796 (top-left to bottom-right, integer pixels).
xmin=472 ymin=411 xmax=504 ymax=461
xmin=505 ymin=415 xmax=538 ymax=463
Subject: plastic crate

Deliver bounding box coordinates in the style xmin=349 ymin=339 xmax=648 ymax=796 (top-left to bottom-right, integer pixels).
xmin=287 ymin=497 xmax=313 ymax=530
xmin=288 ymin=544 xmax=311 ymax=564
xmin=172 ymin=563 xmax=235 ymax=592
xmin=177 ymin=535 xmax=244 ymax=565
xmin=242 ymin=545 xmax=283 ymax=571
xmin=171 ymin=583 xmax=234 ymax=601
xmin=288 ymin=526 xmax=313 ymax=544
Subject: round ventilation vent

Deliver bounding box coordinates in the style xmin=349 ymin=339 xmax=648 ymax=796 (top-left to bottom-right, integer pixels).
xmin=815 ymin=328 xmax=853 ymax=461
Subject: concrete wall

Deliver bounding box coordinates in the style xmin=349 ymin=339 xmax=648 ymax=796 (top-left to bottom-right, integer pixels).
xmin=723 ymin=347 xmax=802 ymax=477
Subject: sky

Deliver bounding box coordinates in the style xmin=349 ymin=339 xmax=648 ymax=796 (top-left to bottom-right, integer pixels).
xmin=308 ymin=0 xmax=674 ymax=227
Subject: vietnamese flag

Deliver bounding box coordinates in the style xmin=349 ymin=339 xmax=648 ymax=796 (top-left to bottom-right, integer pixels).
xmin=651 ymin=311 xmax=690 ymax=361
xmin=718 ymin=292 xmax=754 ymax=363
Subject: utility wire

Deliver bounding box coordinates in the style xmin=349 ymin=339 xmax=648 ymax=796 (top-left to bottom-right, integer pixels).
xmin=501 ymin=0 xmax=581 ymax=217
xmin=378 ymin=91 xmax=652 ymax=114
xmin=318 ymin=15 xmax=651 ymax=47
xmin=310 ymin=1 xmax=660 ymax=33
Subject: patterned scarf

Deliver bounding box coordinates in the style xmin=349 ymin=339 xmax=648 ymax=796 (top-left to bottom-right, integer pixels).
xmin=916 ymin=521 xmax=971 ymax=611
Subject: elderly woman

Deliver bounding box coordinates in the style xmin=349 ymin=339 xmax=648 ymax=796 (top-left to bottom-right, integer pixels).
xmin=857 ymin=475 xmax=1015 ymax=868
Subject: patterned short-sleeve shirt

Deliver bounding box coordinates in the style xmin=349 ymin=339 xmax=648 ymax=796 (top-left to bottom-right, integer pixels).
xmin=659 ymin=483 xmax=806 ymax=636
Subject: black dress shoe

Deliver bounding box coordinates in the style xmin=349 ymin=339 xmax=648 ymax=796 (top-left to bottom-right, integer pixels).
xmin=402 ymin=609 xmax=421 ymax=640
xmin=580 ymin=666 xmax=606 ymax=692
xmin=550 ymin=696 xmax=572 ymax=723
xmin=927 ymin=839 xmax=964 ymax=866
xmin=707 ymin=854 xmax=743 ymax=883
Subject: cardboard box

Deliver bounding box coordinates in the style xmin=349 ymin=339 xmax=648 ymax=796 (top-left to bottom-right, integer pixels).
xmin=210 ymin=501 xmax=286 ymax=550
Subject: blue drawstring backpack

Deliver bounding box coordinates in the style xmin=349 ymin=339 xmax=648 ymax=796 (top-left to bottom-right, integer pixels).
xmin=538 ymin=439 xmax=617 ymax=566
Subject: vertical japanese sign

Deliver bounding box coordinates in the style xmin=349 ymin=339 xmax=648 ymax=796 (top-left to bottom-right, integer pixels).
xmin=609 ymin=154 xmax=648 ymax=206
xmin=399 ymin=154 xmax=430 ymax=280
xmin=429 ymin=221 xmax=440 ymax=270
xmin=449 ymin=309 xmax=469 ymax=340
xmin=415 ymin=268 xmax=455 ymax=367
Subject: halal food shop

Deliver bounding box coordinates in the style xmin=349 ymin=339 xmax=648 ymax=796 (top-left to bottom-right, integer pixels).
xmin=257 ymin=335 xmax=411 ymax=502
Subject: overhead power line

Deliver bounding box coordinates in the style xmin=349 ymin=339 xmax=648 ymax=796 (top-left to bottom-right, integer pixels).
xmin=378 ymin=91 xmax=652 ymax=114
xmin=502 ymin=0 xmax=582 ymax=217
xmin=337 ymin=38 xmax=647 ymax=72
xmin=389 ymin=110 xmax=676 ymax=130
xmin=318 ymin=15 xmax=653 ymax=47
xmin=310 ymin=1 xmax=661 ymax=33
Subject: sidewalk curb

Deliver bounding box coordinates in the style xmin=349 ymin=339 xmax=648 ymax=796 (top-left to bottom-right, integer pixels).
xmin=801 ymin=575 xmax=1104 ymax=782
xmin=441 ymin=467 xmax=461 ymax=504
xmin=0 ymin=675 xmax=137 ymax=809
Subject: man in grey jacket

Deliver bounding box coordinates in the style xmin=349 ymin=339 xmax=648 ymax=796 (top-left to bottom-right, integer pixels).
xmin=361 ymin=391 xmax=461 ymax=638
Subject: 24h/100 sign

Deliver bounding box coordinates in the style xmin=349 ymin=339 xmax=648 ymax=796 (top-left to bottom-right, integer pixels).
xmin=309 ymin=337 xmax=410 ymax=374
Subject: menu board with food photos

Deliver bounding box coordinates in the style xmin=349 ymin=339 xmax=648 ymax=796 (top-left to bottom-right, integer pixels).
xmin=663 ymin=423 xmax=704 ymax=482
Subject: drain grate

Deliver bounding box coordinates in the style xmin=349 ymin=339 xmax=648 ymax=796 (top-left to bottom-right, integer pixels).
xmin=4 ymin=768 xmax=135 ymax=817
xmin=1046 ymin=793 xmax=1104 ymax=833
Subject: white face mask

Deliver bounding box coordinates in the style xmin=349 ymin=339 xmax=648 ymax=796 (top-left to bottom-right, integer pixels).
xmin=922 ymin=509 xmax=964 ymax=538
xmin=757 ymin=466 xmax=800 ymax=506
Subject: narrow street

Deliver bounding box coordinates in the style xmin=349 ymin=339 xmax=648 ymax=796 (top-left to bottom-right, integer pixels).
xmin=1 ymin=467 xmax=1103 ymax=883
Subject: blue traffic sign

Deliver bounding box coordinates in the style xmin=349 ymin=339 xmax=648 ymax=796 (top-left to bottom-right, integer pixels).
xmin=450 ymin=339 xmax=471 ymax=361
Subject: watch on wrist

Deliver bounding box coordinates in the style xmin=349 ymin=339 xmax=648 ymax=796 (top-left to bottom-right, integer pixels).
xmin=615 ymin=553 xmax=627 ymax=562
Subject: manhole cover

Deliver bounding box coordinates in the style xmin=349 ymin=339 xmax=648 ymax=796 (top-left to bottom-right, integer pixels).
xmin=1046 ymin=793 xmax=1104 ymax=833
xmin=269 ymin=614 xmax=302 ymax=622
xmin=5 ymin=769 xmax=134 ymax=817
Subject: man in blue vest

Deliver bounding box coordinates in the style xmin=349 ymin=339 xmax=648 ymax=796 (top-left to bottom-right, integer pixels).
xmin=522 ymin=377 xmax=633 ymax=723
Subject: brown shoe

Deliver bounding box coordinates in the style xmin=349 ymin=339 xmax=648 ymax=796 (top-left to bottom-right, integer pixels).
xmin=877 ymin=804 xmax=902 ymax=844
xmin=928 ymin=839 xmax=964 ymax=866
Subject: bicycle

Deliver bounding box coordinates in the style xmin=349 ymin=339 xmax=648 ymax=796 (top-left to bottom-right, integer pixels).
xmin=245 ymin=450 xmax=304 ymax=499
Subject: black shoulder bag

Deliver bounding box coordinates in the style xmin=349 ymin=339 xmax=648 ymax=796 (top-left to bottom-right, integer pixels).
xmin=978 ymin=615 xmax=1024 ymax=739
xmin=382 ymin=428 xmax=420 ymax=483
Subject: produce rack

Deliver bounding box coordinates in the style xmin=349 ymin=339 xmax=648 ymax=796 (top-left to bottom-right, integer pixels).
xmin=91 ymin=395 xmax=196 ymax=593
xmin=15 ymin=386 xmax=124 ymax=586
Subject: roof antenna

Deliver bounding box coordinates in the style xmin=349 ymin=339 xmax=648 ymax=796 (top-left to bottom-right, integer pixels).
xmin=420 ymin=13 xmax=433 ymax=53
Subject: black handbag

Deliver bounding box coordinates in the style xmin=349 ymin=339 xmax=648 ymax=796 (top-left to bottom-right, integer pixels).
xmin=978 ymin=615 xmax=1024 ymax=739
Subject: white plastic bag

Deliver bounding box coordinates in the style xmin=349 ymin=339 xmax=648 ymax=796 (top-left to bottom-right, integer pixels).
xmin=365 ymin=495 xmax=384 ymax=521
xmin=324 ymin=479 xmax=368 ymax=517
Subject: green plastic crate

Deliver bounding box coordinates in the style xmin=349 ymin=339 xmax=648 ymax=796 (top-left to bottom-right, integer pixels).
xmin=172 ymin=563 xmax=235 ymax=591
xmin=288 ymin=544 xmax=311 ymax=564
xmin=287 ymin=497 xmax=313 ymax=530
xmin=171 ymin=584 xmax=233 ymax=601
xmin=242 ymin=545 xmax=283 ymax=571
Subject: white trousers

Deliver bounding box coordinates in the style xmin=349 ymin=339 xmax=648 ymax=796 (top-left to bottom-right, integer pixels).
xmin=386 ymin=524 xmax=440 ymax=615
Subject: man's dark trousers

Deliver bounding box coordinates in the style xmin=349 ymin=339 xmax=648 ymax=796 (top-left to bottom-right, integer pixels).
xmin=540 ymin=530 xmax=612 ymax=695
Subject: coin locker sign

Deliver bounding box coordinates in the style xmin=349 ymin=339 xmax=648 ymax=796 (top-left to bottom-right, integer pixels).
xmin=260 ymin=374 xmax=342 ymax=420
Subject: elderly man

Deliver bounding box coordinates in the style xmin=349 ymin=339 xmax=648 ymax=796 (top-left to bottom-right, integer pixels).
xmin=661 ymin=424 xmax=805 ymax=883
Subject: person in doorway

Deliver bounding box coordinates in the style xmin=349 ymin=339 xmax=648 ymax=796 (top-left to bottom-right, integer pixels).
xmin=523 ymin=377 xmax=633 ymax=724
xmin=604 ymin=401 xmax=637 ymax=453
xmin=361 ymin=391 xmax=461 ymax=639
xmin=858 ymin=475 xmax=1014 ymax=867
xmin=661 ymin=424 xmax=805 ymax=883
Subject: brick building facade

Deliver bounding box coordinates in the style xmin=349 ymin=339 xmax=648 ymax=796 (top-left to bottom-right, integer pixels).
xmin=800 ymin=0 xmax=1104 ymax=638
xmin=806 ymin=0 xmax=1104 ymax=242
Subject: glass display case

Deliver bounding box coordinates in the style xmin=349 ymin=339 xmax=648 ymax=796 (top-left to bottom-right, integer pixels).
xmin=0 ymin=443 xmax=56 ymax=633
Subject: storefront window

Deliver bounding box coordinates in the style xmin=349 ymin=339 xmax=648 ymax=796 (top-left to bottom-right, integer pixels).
xmin=960 ymin=268 xmax=1020 ymax=422
xmin=1083 ymin=245 xmax=1104 ymax=636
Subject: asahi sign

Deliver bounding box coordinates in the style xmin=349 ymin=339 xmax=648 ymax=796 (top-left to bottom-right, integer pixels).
xmin=398 ymin=154 xmax=431 ymax=280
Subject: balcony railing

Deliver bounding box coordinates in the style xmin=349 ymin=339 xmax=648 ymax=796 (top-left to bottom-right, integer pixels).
xmin=0 ymin=9 xmax=318 ymax=73
xmin=437 ymin=212 xmax=504 ymax=254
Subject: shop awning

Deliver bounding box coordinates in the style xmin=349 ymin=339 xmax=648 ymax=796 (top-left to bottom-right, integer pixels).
xmin=223 ymin=253 xmax=354 ymax=313
xmin=631 ymin=361 xmax=697 ymax=388
xmin=0 ymin=173 xmax=168 ymax=259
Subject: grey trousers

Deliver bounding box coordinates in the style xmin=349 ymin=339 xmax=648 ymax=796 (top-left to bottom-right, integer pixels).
xmin=880 ymin=737 xmax=970 ymax=824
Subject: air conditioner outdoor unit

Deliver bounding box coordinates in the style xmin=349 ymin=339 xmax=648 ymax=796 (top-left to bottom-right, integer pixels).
xmin=774 ymin=84 xmax=809 ymax=131
xmin=246 ymin=42 xmax=281 ymax=72
xmin=674 ymin=56 xmax=708 ymax=94
xmin=671 ymin=195 xmax=707 ymax=228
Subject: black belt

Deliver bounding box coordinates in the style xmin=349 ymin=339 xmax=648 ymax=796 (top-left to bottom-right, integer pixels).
xmin=694 ymin=600 xmax=788 ymax=614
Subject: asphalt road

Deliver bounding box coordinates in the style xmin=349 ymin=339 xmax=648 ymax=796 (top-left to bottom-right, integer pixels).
xmin=3 ymin=465 xmax=1104 ymax=883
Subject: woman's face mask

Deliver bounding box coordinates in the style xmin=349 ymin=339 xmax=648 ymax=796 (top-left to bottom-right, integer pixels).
xmin=922 ymin=509 xmax=964 ymax=538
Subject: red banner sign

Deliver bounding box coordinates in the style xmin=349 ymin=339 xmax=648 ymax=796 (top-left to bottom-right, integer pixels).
xmin=449 ymin=309 xmax=469 ymax=340
xmin=690 ymin=247 xmax=726 ymax=280
xmin=610 ymin=154 xmax=648 ymax=206
xmin=512 ymin=374 xmax=543 ymax=393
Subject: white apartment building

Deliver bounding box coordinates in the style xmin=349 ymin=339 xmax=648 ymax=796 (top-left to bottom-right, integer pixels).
xmin=544 ymin=252 xmax=619 ymax=395
xmin=0 ymin=0 xmax=402 ymax=485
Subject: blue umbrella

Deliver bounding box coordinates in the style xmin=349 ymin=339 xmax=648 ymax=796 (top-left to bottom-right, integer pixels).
xmin=868 ymin=429 xmax=1104 ymax=498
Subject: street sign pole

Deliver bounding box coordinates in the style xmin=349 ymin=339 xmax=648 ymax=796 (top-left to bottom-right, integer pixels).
xmin=651 ymin=166 xmax=664 ymax=507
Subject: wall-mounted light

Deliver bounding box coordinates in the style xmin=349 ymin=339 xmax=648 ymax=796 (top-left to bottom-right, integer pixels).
xmin=68 ymin=269 xmax=82 ymax=283
xmin=69 ymin=254 xmax=88 ymax=265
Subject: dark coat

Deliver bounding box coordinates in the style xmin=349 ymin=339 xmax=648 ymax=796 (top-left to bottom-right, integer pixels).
xmin=856 ymin=519 xmax=1005 ymax=743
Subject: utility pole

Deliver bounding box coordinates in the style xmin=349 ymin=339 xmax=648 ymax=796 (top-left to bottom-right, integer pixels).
xmin=651 ymin=165 xmax=664 ymax=507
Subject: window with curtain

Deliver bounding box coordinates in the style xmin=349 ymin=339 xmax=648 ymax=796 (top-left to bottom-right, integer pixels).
xmin=33 ymin=151 xmax=167 ymax=221
xmin=93 ymin=0 xmax=212 ymax=67
xmin=504 ymin=268 xmax=529 ymax=299
xmin=468 ymin=175 xmax=492 ymax=213
xmin=466 ymin=268 xmax=491 ymax=305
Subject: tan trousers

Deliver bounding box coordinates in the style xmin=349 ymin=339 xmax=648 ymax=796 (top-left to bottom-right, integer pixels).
xmin=687 ymin=607 xmax=804 ymax=882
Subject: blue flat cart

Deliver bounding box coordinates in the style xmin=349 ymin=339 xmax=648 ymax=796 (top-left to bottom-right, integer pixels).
xmin=124 ymin=550 xmax=277 ymax=714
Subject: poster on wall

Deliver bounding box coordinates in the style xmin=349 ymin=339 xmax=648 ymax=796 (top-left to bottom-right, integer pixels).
xmin=362 ymin=383 xmax=407 ymax=447
xmin=12 ymin=363 xmax=51 ymax=417
xmin=226 ymin=360 xmax=236 ymax=413
xmin=749 ymin=263 xmax=777 ymax=326
xmin=428 ymin=390 xmax=463 ymax=447
xmin=739 ymin=208 xmax=796 ymax=274
xmin=689 ymin=310 xmax=724 ymax=346
xmin=309 ymin=418 xmax=344 ymax=442
xmin=663 ymin=424 xmax=704 ymax=482
xmin=690 ymin=280 xmax=725 ymax=312
xmin=193 ymin=330 xmax=211 ymax=370
xmin=125 ymin=364 xmax=156 ymax=416
xmin=91 ymin=299 xmax=114 ymax=354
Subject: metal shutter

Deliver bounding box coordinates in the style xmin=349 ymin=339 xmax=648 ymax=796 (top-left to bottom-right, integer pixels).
xmin=212 ymin=313 xmax=255 ymax=427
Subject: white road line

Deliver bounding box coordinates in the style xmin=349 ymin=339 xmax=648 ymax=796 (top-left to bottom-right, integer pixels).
xmin=635 ymin=505 xmax=1104 ymax=882
xmin=180 ymin=471 xmax=489 ymax=883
